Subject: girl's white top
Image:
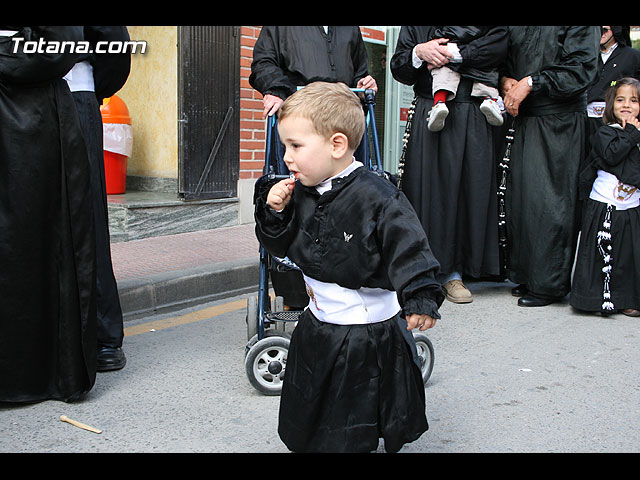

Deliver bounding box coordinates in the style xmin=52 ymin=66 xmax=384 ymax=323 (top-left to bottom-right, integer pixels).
xmin=589 ymin=124 xmax=640 ymax=210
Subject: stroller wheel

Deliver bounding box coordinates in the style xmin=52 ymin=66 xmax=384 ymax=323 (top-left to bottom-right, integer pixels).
xmin=244 ymin=329 xmax=291 ymax=358
xmin=245 ymin=333 xmax=289 ymax=396
xmin=413 ymin=332 xmax=435 ymax=385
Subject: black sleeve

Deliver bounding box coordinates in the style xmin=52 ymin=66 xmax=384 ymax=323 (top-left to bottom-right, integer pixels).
xmin=530 ymin=26 xmax=600 ymax=99
xmin=350 ymin=27 xmax=370 ymax=87
xmin=390 ymin=26 xmax=426 ymax=87
xmin=0 ymin=26 xmax=84 ymax=86
xmin=456 ymin=26 xmax=508 ymax=69
xmin=593 ymin=124 xmax=640 ymax=168
xmin=84 ymin=26 xmax=131 ymax=102
xmin=248 ymin=26 xmax=294 ymax=100
xmin=253 ymin=175 xmax=296 ymax=259
xmin=376 ymin=191 xmax=444 ymax=319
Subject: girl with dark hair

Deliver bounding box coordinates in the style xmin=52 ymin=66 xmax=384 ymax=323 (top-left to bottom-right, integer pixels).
xmin=572 ymin=77 xmax=640 ymax=317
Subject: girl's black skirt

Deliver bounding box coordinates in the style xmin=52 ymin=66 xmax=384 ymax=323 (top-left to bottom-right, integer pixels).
xmin=278 ymin=309 xmax=428 ymax=453
xmin=571 ymin=199 xmax=640 ymax=313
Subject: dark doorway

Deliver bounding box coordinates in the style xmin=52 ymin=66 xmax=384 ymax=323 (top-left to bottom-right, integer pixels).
xmin=177 ymin=26 xmax=240 ymax=200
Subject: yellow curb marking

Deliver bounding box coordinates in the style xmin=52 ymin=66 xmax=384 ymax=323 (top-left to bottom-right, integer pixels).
xmin=124 ymin=298 xmax=247 ymax=337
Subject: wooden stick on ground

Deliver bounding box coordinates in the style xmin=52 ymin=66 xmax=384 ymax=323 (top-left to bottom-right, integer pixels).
xmin=60 ymin=415 xmax=102 ymax=434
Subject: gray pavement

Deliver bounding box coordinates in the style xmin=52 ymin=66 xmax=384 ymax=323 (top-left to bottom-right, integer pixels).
xmin=1 ymin=224 xmax=640 ymax=453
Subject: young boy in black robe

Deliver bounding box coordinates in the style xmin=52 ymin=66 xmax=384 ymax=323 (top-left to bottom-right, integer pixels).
xmin=253 ymin=81 xmax=444 ymax=453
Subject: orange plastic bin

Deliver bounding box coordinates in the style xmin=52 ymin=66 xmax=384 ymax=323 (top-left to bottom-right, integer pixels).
xmin=100 ymin=95 xmax=132 ymax=195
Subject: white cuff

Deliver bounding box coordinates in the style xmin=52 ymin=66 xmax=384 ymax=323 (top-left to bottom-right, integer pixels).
xmin=411 ymin=46 xmax=424 ymax=68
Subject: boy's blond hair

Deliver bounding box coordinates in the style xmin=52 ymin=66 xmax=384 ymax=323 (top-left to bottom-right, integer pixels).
xmin=277 ymin=81 xmax=366 ymax=150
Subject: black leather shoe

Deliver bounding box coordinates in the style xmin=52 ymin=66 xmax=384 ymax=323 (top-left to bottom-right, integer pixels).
xmin=97 ymin=346 xmax=126 ymax=372
xmin=517 ymin=293 xmax=561 ymax=307
xmin=511 ymin=284 xmax=528 ymax=297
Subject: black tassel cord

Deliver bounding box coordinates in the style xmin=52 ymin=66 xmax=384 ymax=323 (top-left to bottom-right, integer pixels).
xmin=597 ymin=204 xmax=615 ymax=312
xmin=396 ymin=96 xmax=417 ymax=191
xmin=497 ymin=119 xmax=515 ymax=273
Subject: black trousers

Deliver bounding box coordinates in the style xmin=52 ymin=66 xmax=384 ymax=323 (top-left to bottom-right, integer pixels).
xmin=72 ymin=91 xmax=124 ymax=348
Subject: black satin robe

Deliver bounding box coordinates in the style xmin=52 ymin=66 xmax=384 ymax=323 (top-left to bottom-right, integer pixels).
xmin=390 ymin=26 xmax=508 ymax=279
xmin=249 ymin=26 xmax=370 ymax=100
xmin=571 ymin=123 xmax=640 ymax=312
xmin=0 ymin=26 xmax=97 ymax=403
xmin=502 ymin=26 xmax=600 ymax=298
xmin=73 ymin=26 xmax=131 ymax=350
xmin=254 ymin=166 xmax=443 ymax=452
xmin=254 ymin=167 xmax=444 ymax=319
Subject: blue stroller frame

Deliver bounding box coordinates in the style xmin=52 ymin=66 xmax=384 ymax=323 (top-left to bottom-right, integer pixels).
xmin=244 ymin=89 xmax=434 ymax=396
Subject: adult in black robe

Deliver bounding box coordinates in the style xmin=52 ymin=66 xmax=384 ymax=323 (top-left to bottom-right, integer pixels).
xmin=0 ymin=26 xmax=97 ymax=403
xmin=249 ymin=26 xmax=374 ymax=118
xmin=249 ymin=26 xmax=376 ymax=309
xmin=390 ymin=26 xmax=508 ymax=302
xmin=67 ymin=26 xmax=131 ymax=371
xmin=501 ymin=26 xmax=600 ymax=307
xmin=586 ymin=26 xmax=640 ymax=141
xmin=249 ymin=26 xmax=376 ymax=170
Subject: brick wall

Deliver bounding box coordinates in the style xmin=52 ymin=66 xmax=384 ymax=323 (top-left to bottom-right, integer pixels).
xmin=239 ymin=26 xmax=265 ymax=180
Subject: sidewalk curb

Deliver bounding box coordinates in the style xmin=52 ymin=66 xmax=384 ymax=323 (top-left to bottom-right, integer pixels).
xmin=118 ymin=257 xmax=259 ymax=320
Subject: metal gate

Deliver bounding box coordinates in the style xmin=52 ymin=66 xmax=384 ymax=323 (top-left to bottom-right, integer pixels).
xmin=177 ymin=26 xmax=240 ymax=200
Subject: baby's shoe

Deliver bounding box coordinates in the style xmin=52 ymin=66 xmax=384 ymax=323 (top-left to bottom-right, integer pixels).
xmin=427 ymin=101 xmax=449 ymax=132
xmin=480 ymin=97 xmax=504 ymax=126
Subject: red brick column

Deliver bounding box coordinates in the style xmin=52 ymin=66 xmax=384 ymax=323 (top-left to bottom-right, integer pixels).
xmin=239 ymin=26 xmax=266 ymax=180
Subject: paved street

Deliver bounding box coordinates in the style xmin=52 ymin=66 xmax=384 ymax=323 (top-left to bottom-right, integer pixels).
xmin=2 ymin=279 xmax=639 ymax=453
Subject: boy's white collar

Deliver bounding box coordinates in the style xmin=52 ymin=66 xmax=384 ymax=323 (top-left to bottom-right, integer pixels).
xmin=315 ymin=158 xmax=363 ymax=194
